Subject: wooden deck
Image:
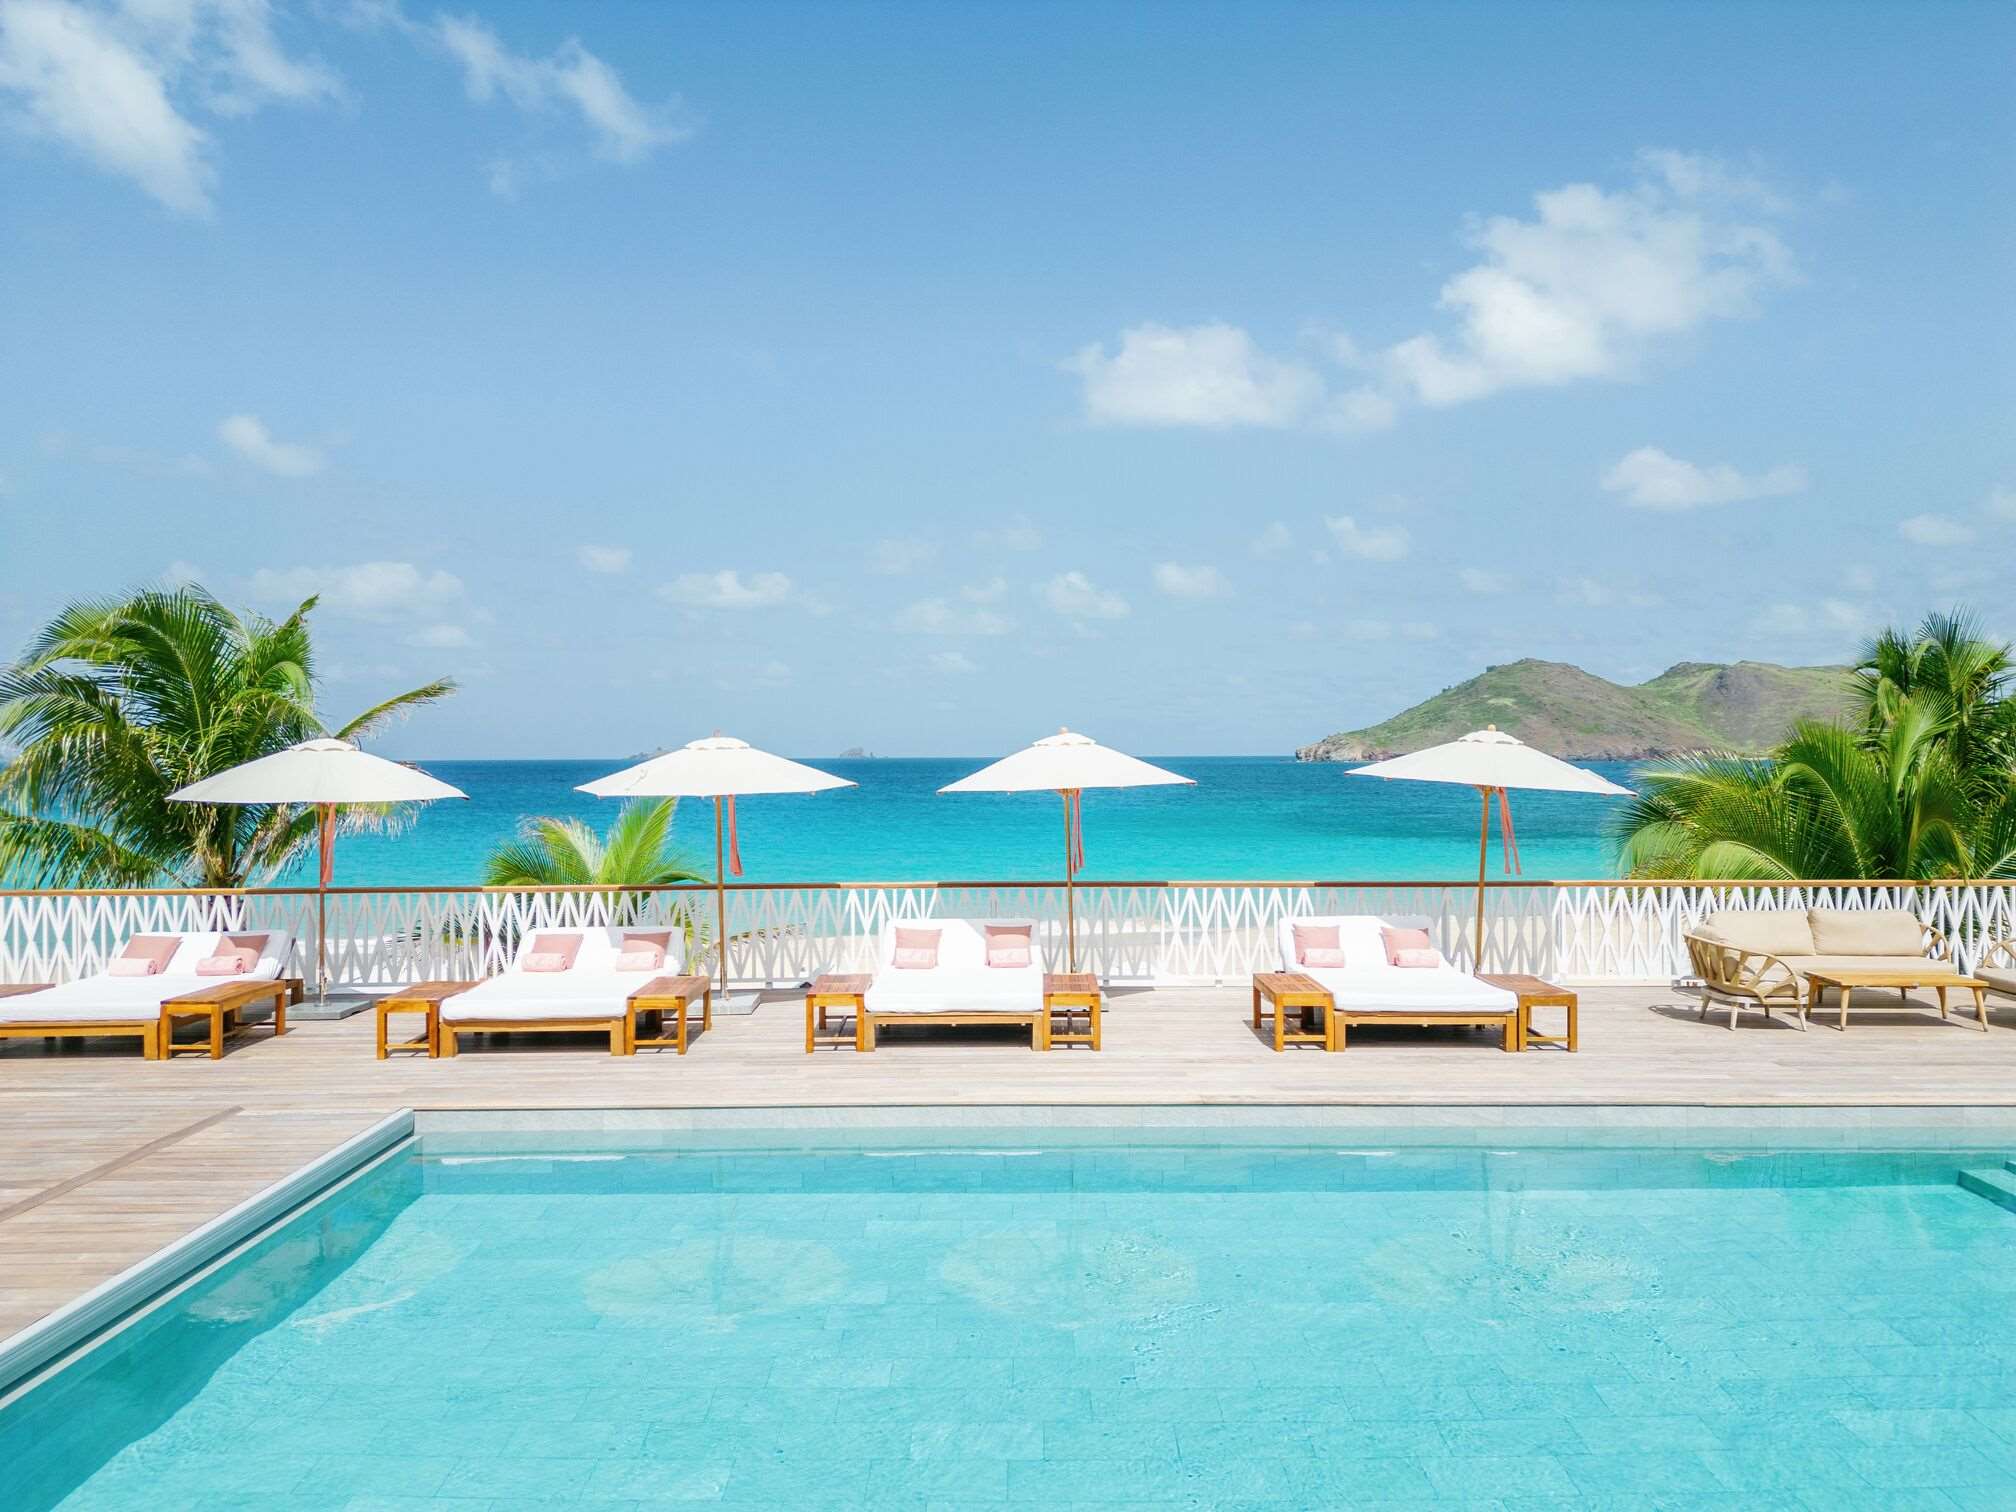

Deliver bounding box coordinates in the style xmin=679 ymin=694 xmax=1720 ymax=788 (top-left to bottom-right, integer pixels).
xmin=4 ymin=981 xmax=2016 ymax=1350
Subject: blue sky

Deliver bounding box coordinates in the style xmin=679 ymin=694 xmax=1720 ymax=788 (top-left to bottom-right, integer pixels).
xmin=1 ymin=0 xmax=2010 ymax=758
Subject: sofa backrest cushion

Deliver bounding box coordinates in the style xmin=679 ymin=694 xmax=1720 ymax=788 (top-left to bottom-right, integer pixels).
xmin=1700 ymin=909 xmax=1816 ymax=959
xmin=1808 ymin=908 xmax=1925 ymax=957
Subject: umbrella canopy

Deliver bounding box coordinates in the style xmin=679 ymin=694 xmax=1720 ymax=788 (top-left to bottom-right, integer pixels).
xmin=578 ymin=737 xmax=853 ymax=993
xmin=941 ymin=730 xmax=1193 ymax=970
xmin=939 ymin=729 xmax=1193 ymax=795
xmin=578 ymin=736 xmax=853 ymax=800
xmin=1345 ymin=726 xmax=1634 ymax=798
xmin=169 ymin=738 xmax=467 ymax=999
xmin=169 ymin=737 xmax=466 ymax=805
xmin=1346 ymin=726 xmax=1631 ymax=970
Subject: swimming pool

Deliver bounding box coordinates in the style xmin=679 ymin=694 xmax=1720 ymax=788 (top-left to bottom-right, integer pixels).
xmin=7 ymin=1129 xmax=2016 ymax=1508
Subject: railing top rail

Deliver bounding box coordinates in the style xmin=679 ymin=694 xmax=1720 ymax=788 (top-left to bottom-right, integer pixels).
xmin=0 ymin=877 xmax=2010 ymax=899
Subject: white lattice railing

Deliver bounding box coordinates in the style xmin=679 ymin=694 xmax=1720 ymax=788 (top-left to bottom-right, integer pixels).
xmin=2 ymin=880 xmax=2013 ymax=990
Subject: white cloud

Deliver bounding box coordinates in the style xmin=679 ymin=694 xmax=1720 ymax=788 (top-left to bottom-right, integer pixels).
xmin=217 ymin=413 xmax=323 ymax=476
xmin=974 ymin=516 xmax=1042 ymax=552
xmin=1043 ymin=570 xmax=1129 ymax=620
xmin=1250 ymin=521 xmax=1291 ymax=557
xmin=1559 ymin=575 xmax=1661 ymax=609
xmin=927 ymin=650 xmax=977 ymax=676
xmin=249 ymin=560 xmax=464 ymax=619
xmin=1402 ymin=620 xmax=1440 ymax=640
xmin=407 ymin=622 xmax=472 ymax=649
xmin=1152 ymin=562 xmax=1230 ymax=599
xmin=897 ymin=597 xmax=1011 ymax=636
xmin=1755 ymin=598 xmax=1865 ymax=636
xmin=576 ymin=543 xmax=631 ymax=574
xmin=867 ymin=536 xmax=934 ymax=576
xmin=1600 ymin=446 xmax=1806 ymax=509
xmin=1458 ymin=567 xmax=1511 ymax=594
xmin=1324 ymin=514 xmax=1411 ymax=561
xmin=1067 ymin=151 xmax=1796 ymax=431
xmin=1064 ymin=322 xmax=1322 ymax=429
xmin=960 ymin=576 xmax=1008 ymax=603
xmin=1986 ymin=486 xmax=2015 ymax=522
xmin=160 ymin=558 xmax=203 ymax=585
xmin=1387 ymin=151 xmax=1794 ymax=406
xmin=0 ymin=0 xmax=338 ymax=213
xmin=666 ymin=569 xmax=792 ymax=609
xmin=435 ymin=11 xmax=688 ymax=188
xmin=1897 ymin=513 xmax=1973 ymax=547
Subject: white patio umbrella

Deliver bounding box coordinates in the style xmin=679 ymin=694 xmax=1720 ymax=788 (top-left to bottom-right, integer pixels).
xmin=169 ymin=738 xmax=468 ymax=999
xmin=578 ymin=736 xmax=854 ymax=994
xmin=941 ymin=729 xmax=1193 ymax=970
xmin=1346 ymin=726 xmax=1632 ymax=970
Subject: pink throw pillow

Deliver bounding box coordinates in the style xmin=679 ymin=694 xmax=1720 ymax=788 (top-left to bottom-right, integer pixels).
xmin=108 ymin=957 xmax=160 ymax=977
xmin=523 ymin=952 xmax=569 ymax=973
xmin=985 ymin=924 xmax=1033 ymax=969
xmin=1381 ymin=927 xmax=1432 ymax=964
xmin=526 ymin=933 xmax=582 ymax=970
xmin=893 ymin=926 xmax=940 ymax=970
xmin=1392 ymin=947 xmax=1442 ymax=969
xmin=1302 ymin=947 xmax=1347 ymax=968
xmin=1292 ymin=924 xmax=1340 ymax=966
xmin=118 ymin=935 xmax=180 ymax=974
xmin=622 ymin=931 xmax=672 ymax=956
xmin=196 ymin=949 xmax=258 ymax=976
xmin=224 ymin=933 xmax=269 ymax=959
xmin=616 ymin=947 xmax=663 ymax=972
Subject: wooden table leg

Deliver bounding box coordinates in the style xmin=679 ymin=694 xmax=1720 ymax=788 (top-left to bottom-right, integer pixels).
xmin=1975 ymin=988 xmax=1989 ymax=1031
xmin=676 ymin=999 xmax=689 ymax=1055
xmin=1567 ymin=999 xmax=1578 ymax=1052
xmin=375 ymin=1007 xmax=389 ymax=1059
xmin=1091 ymin=994 xmax=1101 ymax=1052
xmin=1273 ymin=996 xmax=1285 ymax=1053
xmin=1501 ymin=1014 xmax=1516 ymax=1052
xmin=209 ymin=1009 xmax=223 ymax=1059
xmin=701 ymin=989 xmax=712 ymax=1033
xmin=1838 ymin=984 xmax=1850 ymax=1031
xmin=1937 ymin=984 xmax=1949 ymax=1020
xmin=439 ymin=1025 xmax=458 ymax=1057
xmin=804 ymin=992 xmax=815 ymax=1054
xmin=1251 ymin=983 xmax=1261 ymax=1031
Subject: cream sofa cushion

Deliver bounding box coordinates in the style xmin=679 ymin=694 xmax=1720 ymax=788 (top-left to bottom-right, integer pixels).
xmin=1699 ymin=909 xmax=1815 ymax=959
xmin=1980 ymin=967 xmax=2016 ymax=997
xmin=1807 ymin=909 xmax=1926 ymax=957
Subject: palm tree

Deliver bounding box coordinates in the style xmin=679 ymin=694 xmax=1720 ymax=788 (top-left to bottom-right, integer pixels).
xmin=483 ymin=798 xmax=707 ymax=891
xmin=1617 ymin=610 xmax=2016 ymax=881
xmin=484 ymin=798 xmax=711 ymax=952
xmin=0 ymin=586 xmax=453 ymax=887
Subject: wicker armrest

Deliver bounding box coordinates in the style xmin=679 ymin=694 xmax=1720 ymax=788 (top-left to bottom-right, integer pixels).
xmin=1923 ymin=925 xmax=1956 ymax=966
xmin=1984 ymin=937 xmax=2016 ymax=970
xmin=1683 ymin=933 xmax=1801 ymax=1000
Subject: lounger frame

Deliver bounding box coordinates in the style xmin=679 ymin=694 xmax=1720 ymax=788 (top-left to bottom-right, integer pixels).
xmin=860 ymin=1010 xmax=1049 ymax=1051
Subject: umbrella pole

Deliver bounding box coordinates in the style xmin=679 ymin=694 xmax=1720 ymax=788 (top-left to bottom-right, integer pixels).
xmin=1473 ymin=786 xmax=1491 ymax=972
xmin=1062 ymin=792 xmax=1077 ymax=972
xmin=714 ymin=797 xmax=729 ymax=995
xmin=317 ymin=802 xmax=334 ymax=1004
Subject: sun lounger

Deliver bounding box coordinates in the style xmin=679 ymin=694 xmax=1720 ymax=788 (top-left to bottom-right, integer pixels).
xmin=1274 ymin=915 xmax=1519 ymax=1049
xmin=437 ymin=926 xmax=692 ymax=1056
xmin=859 ymin=918 xmax=1049 ymax=1050
xmin=0 ymin=929 xmax=299 ymax=1060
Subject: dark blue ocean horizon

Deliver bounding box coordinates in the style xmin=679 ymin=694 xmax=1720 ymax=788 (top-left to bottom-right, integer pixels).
xmin=284 ymin=755 xmax=1636 ymax=887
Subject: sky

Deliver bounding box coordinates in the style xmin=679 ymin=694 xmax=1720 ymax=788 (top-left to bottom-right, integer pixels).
xmin=1 ymin=0 xmax=2011 ymax=759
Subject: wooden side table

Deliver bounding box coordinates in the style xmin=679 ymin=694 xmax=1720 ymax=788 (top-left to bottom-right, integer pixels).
xmin=1252 ymin=972 xmax=1336 ymax=1051
xmin=806 ymin=973 xmax=871 ymax=1052
xmin=1478 ymin=973 xmax=1579 ymax=1052
xmin=161 ymin=978 xmax=292 ymax=1059
xmin=628 ymin=974 xmax=712 ymax=1053
xmin=1044 ymin=972 xmax=1102 ymax=1050
xmin=374 ymin=980 xmax=478 ymax=1059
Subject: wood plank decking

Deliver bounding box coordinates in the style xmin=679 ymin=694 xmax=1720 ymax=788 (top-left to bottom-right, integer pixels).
xmin=4 ymin=981 xmax=2016 ymax=1350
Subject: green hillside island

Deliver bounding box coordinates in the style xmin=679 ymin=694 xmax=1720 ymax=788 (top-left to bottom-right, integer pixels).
xmin=1295 ymin=659 xmax=1856 ymax=762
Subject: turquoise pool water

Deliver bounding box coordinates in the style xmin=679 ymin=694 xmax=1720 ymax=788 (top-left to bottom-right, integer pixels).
xmin=8 ymin=1138 xmax=2016 ymax=1509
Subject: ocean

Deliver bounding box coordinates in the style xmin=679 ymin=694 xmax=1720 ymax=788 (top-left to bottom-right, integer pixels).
xmin=283 ymin=757 xmax=1637 ymax=887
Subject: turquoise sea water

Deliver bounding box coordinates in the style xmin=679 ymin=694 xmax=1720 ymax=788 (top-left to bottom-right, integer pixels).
xmin=10 ymin=1136 xmax=2016 ymax=1509
xmin=284 ymin=757 xmax=1638 ymax=886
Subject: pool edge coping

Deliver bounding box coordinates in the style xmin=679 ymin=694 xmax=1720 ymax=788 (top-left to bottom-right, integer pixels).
xmin=0 ymin=1108 xmax=414 ymax=1397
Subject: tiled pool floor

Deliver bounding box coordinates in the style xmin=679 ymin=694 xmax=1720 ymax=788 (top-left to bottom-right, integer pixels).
xmin=7 ymin=1144 xmax=2016 ymax=1508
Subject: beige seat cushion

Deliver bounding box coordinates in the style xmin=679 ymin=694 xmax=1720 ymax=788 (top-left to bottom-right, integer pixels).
xmin=1807 ymin=908 xmax=1927 ymax=957
xmin=1700 ymin=909 xmax=1816 ymax=959
xmin=1794 ymin=954 xmax=1964 ymax=979
xmin=1978 ymin=967 xmax=2016 ymax=997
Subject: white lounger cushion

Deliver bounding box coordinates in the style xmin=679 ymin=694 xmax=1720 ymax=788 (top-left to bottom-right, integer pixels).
xmin=441 ymin=926 xmax=684 ymax=1024
xmin=0 ymin=929 xmax=294 ymax=1024
xmin=863 ymin=918 xmax=1044 ymax=1016
xmin=1276 ymin=915 xmax=1516 ymax=1015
